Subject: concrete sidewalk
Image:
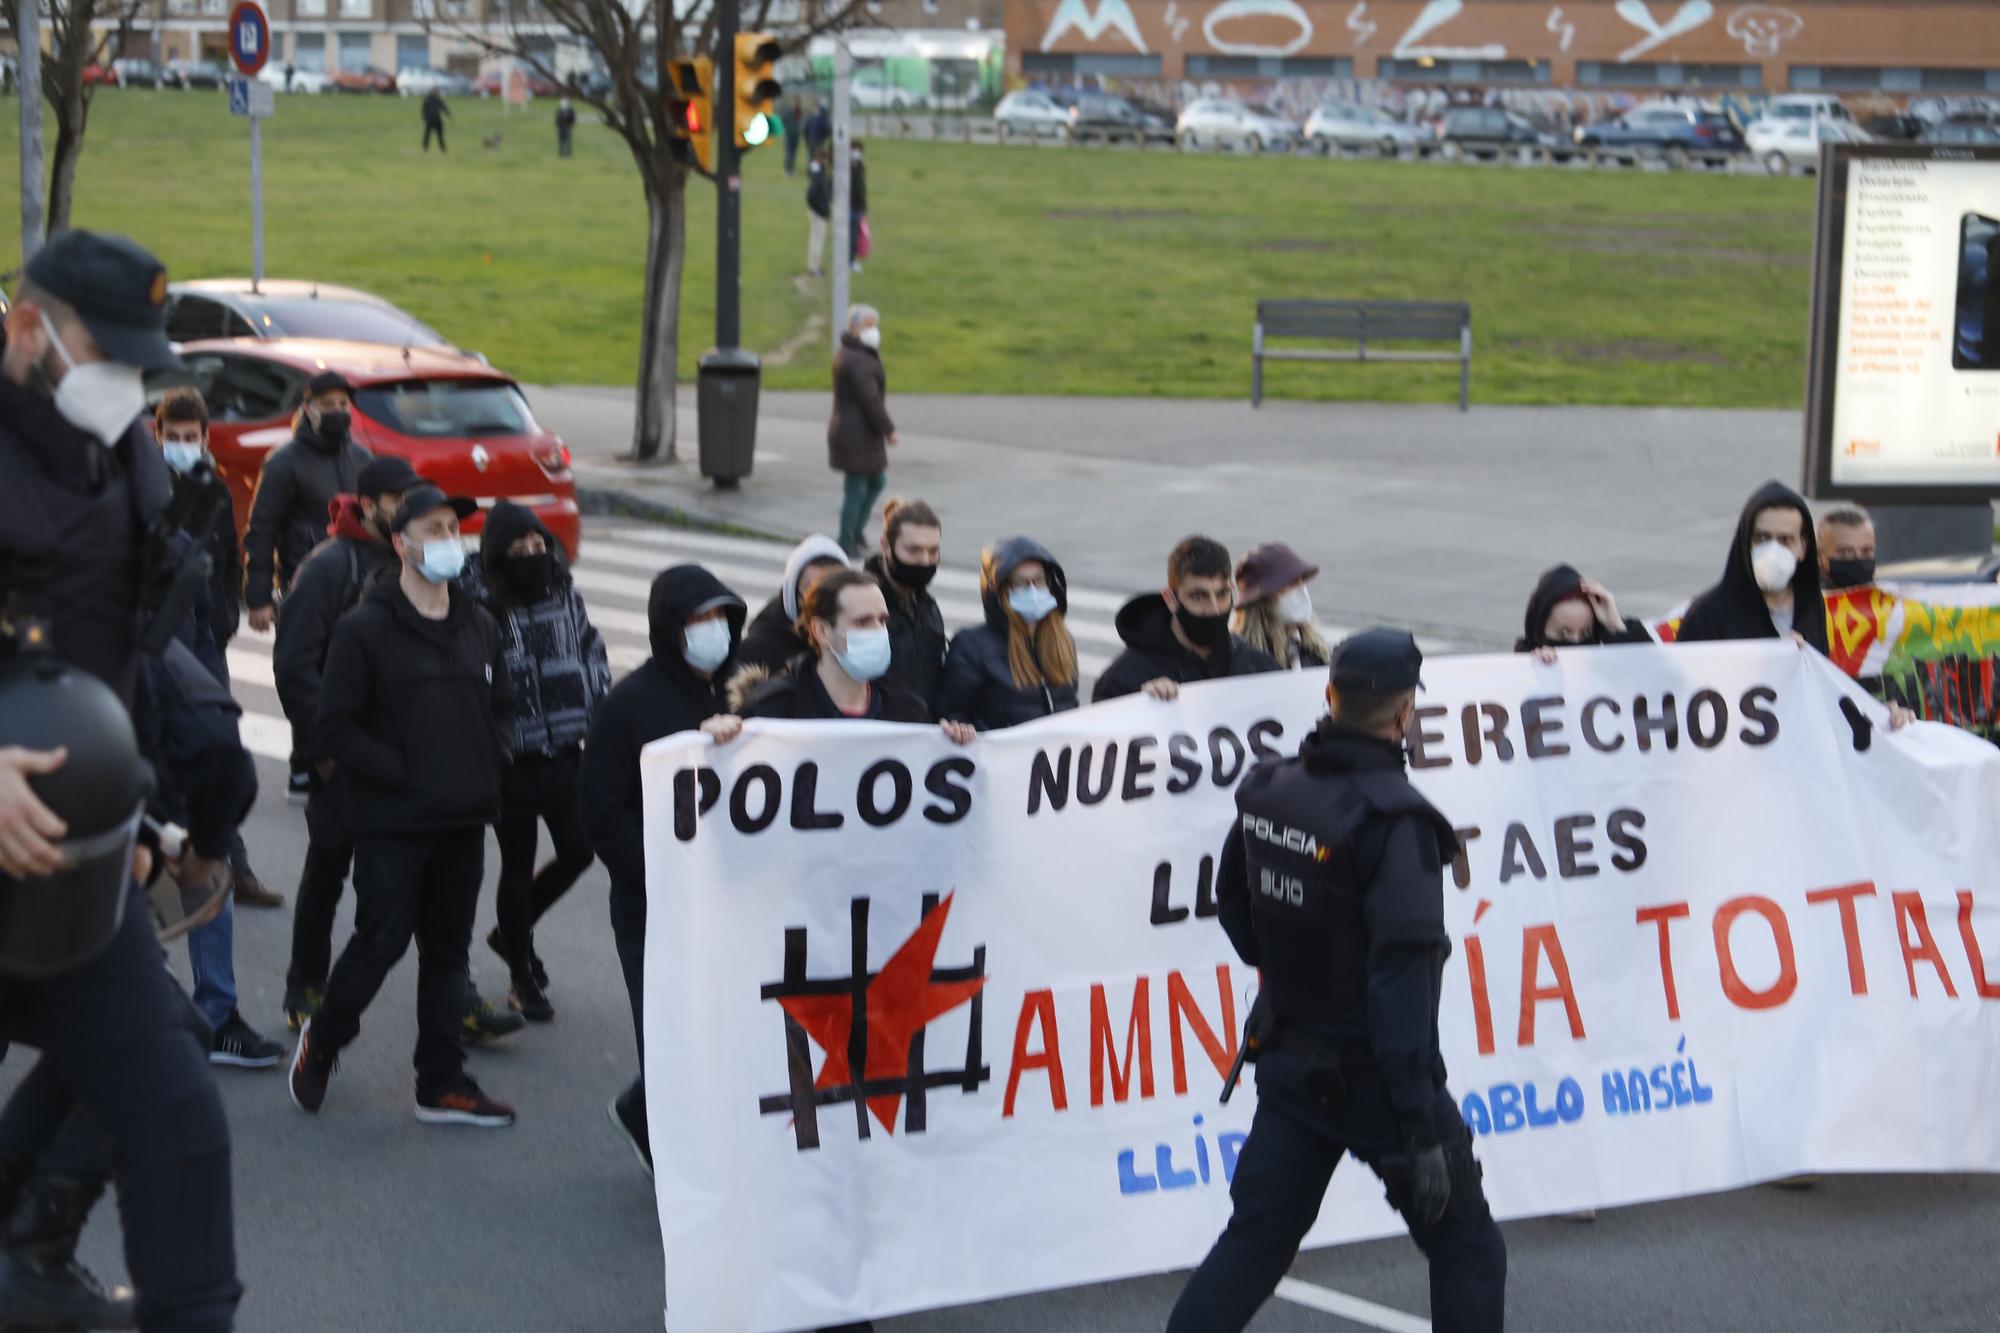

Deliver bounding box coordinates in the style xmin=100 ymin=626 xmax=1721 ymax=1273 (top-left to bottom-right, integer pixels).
xmin=531 ymin=384 xmax=1804 ymax=648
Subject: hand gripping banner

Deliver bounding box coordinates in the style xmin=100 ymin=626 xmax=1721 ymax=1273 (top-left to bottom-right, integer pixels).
xmin=640 ymin=643 xmax=2000 ymax=1331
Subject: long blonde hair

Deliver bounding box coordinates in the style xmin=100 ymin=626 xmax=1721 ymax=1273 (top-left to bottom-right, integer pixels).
xmin=982 ymin=548 xmax=1077 ymax=689
xmin=1235 ymin=597 xmax=1328 ymax=669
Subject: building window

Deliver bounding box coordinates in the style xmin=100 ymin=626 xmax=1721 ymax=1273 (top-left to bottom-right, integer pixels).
xmin=338 ymin=0 xmax=370 ymax=17
xmin=1378 ymin=57 xmax=1549 ymax=86
xmin=1577 ymin=60 xmax=1760 ymax=89
xmin=200 ymin=0 xmax=227 ymax=14
xmin=397 ymin=34 xmax=429 ymax=70
xmin=1020 ymin=52 xmax=1161 ymax=78
xmin=337 ymin=30 xmax=371 ymax=68
xmin=292 ymin=30 xmax=325 ymax=70
xmin=1185 ymin=55 xmax=1353 ymax=79
xmin=1791 ymin=65 xmax=1998 ymax=92
xmin=294 ymin=0 xmax=325 ymax=15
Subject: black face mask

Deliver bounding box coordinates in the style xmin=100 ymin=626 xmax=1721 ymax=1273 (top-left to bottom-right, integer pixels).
xmin=1824 ymin=557 xmax=1876 ymax=590
xmin=888 ymin=555 xmax=938 ymax=591
xmin=503 ymin=552 xmax=556 ymax=598
xmin=1174 ymin=602 xmax=1231 ymax=649
xmin=314 ymin=408 xmax=351 ymax=443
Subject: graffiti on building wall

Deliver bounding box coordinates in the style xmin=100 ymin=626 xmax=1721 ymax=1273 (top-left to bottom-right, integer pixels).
xmin=1038 ymin=0 xmax=1811 ymax=64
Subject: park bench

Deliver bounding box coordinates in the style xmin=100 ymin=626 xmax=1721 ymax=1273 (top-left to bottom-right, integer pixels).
xmin=1251 ymin=299 xmax=1472 ymax=411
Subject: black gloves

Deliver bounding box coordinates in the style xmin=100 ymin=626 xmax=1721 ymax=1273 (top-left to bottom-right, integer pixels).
xmin=1407 ymin=1143 xmax=1451 ymax=1226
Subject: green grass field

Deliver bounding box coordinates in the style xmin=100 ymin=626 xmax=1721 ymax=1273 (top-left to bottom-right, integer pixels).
xmin=1 ymin=92 xmax=1820 ymax=406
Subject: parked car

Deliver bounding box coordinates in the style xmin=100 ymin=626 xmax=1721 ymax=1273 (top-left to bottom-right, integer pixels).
xmin=396 ymin=67 xmax=475 ymax=98
xmin=112 ymin=58 xmax=161 ymax=88
xmin=1175 ymin=99 xmax=1299 ymax=152
xmin=81 ymin=63 xmax=120 ymax=88
xmin=1862 ymin=113 xmax=1925 ymax=142
xmin=1574 ymin=105 xmax=1743 ymax=162
xmin=993 ymin=89 xmax=1070 ymax=139
xmin=1758 ymin=93 xmax=1852 ymax=125
xmin=1435 ymin=106 xmax=1557 ymax=158
xmin=1925 ymin=119 xmax=2000 ymax=146
xmin=1068 ymin=93 xmax=1175 ymax=145
xmin=850 ymin=67 xmax=921 ymax=111
xmin=163 ymin=59 xmax=229 ymax=90
xmin=1746 ymin=116 xmax=1872 ymax=174
xmin=164 ymin=279 xmax=452 ymax=350
xmin=331 ymin=66 xmax=398 ymax=94
xmin=258 ymin=65 xmax=329 ymax=95
xmin=1303 ymin=102 xmax=1422 ymax=155
xmin=154 ymin=338 xmax=581 ymax=560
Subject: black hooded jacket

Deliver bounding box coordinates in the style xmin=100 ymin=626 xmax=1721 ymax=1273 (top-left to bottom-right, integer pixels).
xmin=734 ymin=594 xmax=808 ymax=680
xmin=241 ymin=418 xmax=372 ymax=609
xmin=315 ymin=576 xmax=514 ymax=834
xmin=936 ymin=536 xmax=1081 ymax=731
xmin=738 ymin=654 xmax=931 ymax=723
xmin=477 ymin=501 xmax=610 ymax=756
xmin=864 ymin=553 xmax=947 ymax=710
xmin=1514 ymin=563 xmax=1654 ymax=652
xmin=273 ymin=496 xmax=399 ymax=762
xmin=1092 ymin=592 xmax=1280 ymax=702
xmin=1677 ymin=480 xmax=1829 ymax=654
xmin=578 ymin=565 xmax=745 ymax=899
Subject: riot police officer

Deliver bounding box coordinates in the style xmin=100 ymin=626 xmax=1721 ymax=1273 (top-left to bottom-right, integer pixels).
xmin=0 ymin=232 xmax=241 ymax=1330
xmin=1167 ymin=629 xmax=1506 ymax=1333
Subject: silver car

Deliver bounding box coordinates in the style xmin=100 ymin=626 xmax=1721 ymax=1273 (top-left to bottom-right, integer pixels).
xmin=994 ymin=89 xmax=1070 ymax=140
xmin=1176 ymin=99 xmax=1298 ymax=152
xmin=1303 ymin=102 xmax=1422 ymax=155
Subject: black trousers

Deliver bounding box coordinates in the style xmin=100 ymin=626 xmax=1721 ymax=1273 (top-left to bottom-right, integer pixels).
xmin=423 ymin=121 xmax=445 ymax=152
xmin=608 ymin=876 xmax=646 ymax=1107
xmin=286 ymin=769 xmax=352 ymax=996
xmin=0 ymin=883 xmax=240 ymax=1332
xmin=1167 ymin=1055 xmax=1506 ymax=1333
xmin=493 ymin=749 xmax=594 ymax=976
xmin=313 ymin=828 xmax=483 ymax=1099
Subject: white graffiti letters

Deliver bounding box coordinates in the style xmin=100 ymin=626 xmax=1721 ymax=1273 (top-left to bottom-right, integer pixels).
xmin=1203 ymin=0 xmax=1314 ymax=58
xmin=1726 ymin=4 xmax=1804 ymax=56
xmin=1391 ymin=0 xmax=1506 ymax=61
xmin=1546 ymin=4 xmax=1576 ymax=53
xmin=1345 ymin=0 xmax=1378 ymax=48
xmin=1040 ymin=0 xmax=1148 ymax=53
xmin=1613 ymin=0 xmax=1715 ymax=63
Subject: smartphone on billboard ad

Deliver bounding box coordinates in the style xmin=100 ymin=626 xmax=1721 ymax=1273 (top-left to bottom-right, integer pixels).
xmin=1956 ymin=211 xmax=2000 ymax=372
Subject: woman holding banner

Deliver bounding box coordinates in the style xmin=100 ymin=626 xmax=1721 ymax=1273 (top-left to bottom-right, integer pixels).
xmin=936 ymin=538 xmax=1081 ymax=732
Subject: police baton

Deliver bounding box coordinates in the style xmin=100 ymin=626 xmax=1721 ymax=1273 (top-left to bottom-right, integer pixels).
xmin=1220 ymin=990 xmax=1272 ymax=1105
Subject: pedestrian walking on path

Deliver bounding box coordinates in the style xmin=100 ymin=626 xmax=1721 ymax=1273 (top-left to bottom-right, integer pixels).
xmin=830 ymin=305 xmax=894 ymax=558
xmin=555 ymin=98 xmax=576 ymax=158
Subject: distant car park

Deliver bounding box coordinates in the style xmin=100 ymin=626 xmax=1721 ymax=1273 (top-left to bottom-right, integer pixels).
xmin=1436 ymin=106 xmax=1558 ymax=159
xmin=331 ymin=67 xmax=398 ymax=95
xmin=113 ymin=58 xmax=161 ymax=88
xmin=163 ymin=59 xmax=229 ymax=90
xmin=396 ymin=68 xmax=475 ymax=98
xmin=1068 ymin=94 xmax=1175 ymax=146
xmin=994 ymin=90 xmax=1070 ymax=139
xmin=1175 ymin=99 xmax=1299 ymax=153
xmin=1574 ymin=105 xmax=1744 ymax=164
xmin=1303 ymin=102 xmax=1423 ymax=155
xmin=1745 ymin=116 xmax=1873 ymax=174
xmin=259 ymin=66 xmax=329 ymax=94
xmin=164 ymin=279 xmax=452 ymax=350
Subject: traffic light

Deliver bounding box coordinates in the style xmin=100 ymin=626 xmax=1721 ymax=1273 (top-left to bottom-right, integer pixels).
xmin=733 ymin=33 xmax=782 ymax=150
xmin=664 ymin=56 xmax=715 ymax=172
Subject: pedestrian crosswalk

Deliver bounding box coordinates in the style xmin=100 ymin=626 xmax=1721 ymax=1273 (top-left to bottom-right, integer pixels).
xmin=222 ymin=521 xmax=1403 ymax=764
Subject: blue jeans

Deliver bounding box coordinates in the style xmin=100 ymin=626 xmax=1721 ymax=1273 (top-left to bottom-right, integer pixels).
xmin=187 ymin=895 xmax=237 ymax=1031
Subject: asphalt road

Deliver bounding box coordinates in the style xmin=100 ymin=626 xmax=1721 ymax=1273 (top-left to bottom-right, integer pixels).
xmin=10 ymin=516 xmax=2000 ymax=1332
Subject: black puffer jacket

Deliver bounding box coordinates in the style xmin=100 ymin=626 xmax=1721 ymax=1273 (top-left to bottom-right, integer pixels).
xmin=241 ymin=419 xmax=371 ymax=609
xmin=936 ymin=536 xmax=1080 ymax=731
xmin=315 ymin=577 xmax=514 ymax=834
xmin=579 ymin=564 xmax=745 ymax=898
xmin=864 ymin=553 xmax=946 ymax=712
xmin=1092 ymin=592 xmax=1281 ymax=702
xmin=272 ymin=495 xmax=398 ymax=763
xmin=738 ymin=654 xmax=931 ymax=722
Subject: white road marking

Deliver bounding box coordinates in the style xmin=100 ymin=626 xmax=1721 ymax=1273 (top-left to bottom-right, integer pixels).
xmin=1274 ymin=1277 xmax=1433 ymax=1332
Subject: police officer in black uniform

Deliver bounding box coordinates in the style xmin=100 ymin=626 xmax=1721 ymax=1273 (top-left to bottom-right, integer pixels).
xmin=1167 ymin=629 xmax=1505 ymax=1333
xmin=0 ymin=232 xmax=241 ymax=1330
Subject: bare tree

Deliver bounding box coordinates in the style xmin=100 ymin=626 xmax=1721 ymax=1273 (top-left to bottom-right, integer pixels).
xmin=3 ymin=0 xmax=149 ymax=237
xmin=430 ymin=0 xmax=858 ymax=462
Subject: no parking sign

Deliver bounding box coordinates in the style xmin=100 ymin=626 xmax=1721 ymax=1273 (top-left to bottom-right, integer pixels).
xmin=227 ymin=0 xmax=269 ymax=78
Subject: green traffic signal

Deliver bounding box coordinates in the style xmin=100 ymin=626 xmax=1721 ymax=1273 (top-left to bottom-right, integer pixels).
xmin=744 ymin=111 xmax=771 ymax=147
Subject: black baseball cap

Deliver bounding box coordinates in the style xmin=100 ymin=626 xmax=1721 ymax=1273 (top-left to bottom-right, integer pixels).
xmin=1328 ymin=628 xmax=1425 ymax=692
xmin=356 ymin=455 xmax=421 ymax=498
xmin=390 ymin=485 xmax=477 ymax=533
xmin=22 ymin=230 xmax=182 ymax=373
xmin=307 ymin=371 xmax=354 ymax=398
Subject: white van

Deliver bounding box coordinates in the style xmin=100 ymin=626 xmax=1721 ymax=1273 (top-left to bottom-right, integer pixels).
xmin=1761 ymin=93 xmax=1854 ymax=123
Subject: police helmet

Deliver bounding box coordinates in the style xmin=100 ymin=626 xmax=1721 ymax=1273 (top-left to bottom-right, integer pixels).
xmin=0 ymin=656 xmax=152 ymax=979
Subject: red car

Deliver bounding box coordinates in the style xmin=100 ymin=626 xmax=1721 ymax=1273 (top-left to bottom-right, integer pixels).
xmin=330 ymin=67 xmax=397 ymax=95
xmin=166 ymin=338 xmax=580 ymax=560
xmin=81 ymin=63 xmax=120 ymax=87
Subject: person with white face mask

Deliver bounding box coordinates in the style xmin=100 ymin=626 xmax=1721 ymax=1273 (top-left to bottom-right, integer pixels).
xmin=1233 ymin=542 xmax=1330 ymax=671
xmin=936 ymin=537 xmax=1082 ymax=731
xmin=829 ymin=304 xmax=897 ymax=558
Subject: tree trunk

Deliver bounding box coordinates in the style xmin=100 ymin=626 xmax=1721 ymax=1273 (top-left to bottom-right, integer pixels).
xmin=630 ymin=167 xmax=687 ymax=464
xmin=44 ymin=86 xmax=89 ymax=235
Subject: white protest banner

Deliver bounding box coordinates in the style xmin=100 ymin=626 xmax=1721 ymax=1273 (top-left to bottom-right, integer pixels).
xmin=641 ymin=643 xmax=2000 ymax=1332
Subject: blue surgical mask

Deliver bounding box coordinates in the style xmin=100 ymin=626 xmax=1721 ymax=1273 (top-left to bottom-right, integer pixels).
xmin=683 ymin=619 xmax=732 ymax=673
xmin=416 ymin=538 xmax=466 ymax=584
xmin=1008 ymin=585 xmax=1058 ymax=624
xmin=162 ymin=442 xmax=203 ymax=474
xmin=834 ymin=626 xmax=892 ymax=682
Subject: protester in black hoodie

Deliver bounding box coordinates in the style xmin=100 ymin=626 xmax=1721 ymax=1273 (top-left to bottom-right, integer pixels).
xmin=1677 ymin=481 xmax=1830 ymax=653
xmin=864 ymin=497 xmax=947 ymax=711
xmin=478 ymin=501 xmax=611 ymax=1023
xmin=1094 ymin=535 xmax=1279 ymax=703
xmin=937 ymin=535 xmax=1080 ymax=730
xmin=290 ymin=486 xmax=520 ymax=1129
xmin=242 ymin=371 xmax=372 ymax=630
xmin=578 ymin=563 xmax=746 ymax=1175
xmin=1515 ymin=564 xmax=1653 ymax=663
xmin=731 ymin=532 xmax=852 ymax=685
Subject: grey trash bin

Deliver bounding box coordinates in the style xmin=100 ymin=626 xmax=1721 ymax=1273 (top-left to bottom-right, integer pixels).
xmin=697 ymin=348 xmax=762 ymax=490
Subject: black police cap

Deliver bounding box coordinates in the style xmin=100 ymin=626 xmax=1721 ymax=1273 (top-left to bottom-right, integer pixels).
xmin=22 ymin=231 xmax=182 ymax=373
xmin=1328 ymin=628 xmax=1425 ymax=693
xmin=390 ymin=485 xmax=478 ymax=534
xmin=356 ymin=455 xmax=421 ymax=498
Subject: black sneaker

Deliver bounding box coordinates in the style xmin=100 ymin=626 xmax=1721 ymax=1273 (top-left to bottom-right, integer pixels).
xmin=282 ymin=986 xmax=323 ymax=1032
xmin=487 ymin=926 xmax=550 ymax=991
xmin=287 ymin=767 xmax=311 ymax=802
xmin=460 ymin=993 xmax=526 ymax=1046
xmin=608 ymin=1092 xmax=653 ymax=1178
xmin=210 ymin=1014 xmax=284 ymax=1069
xmin=288 ymin=1018 xmax=337 ymax=1113
xmin=508 ymin=974 xmax=554 ymax=1023
xmin=416 ymin=1078 xmax=515 ymax=1127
